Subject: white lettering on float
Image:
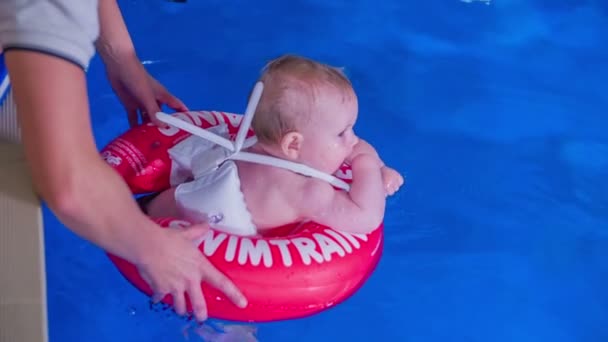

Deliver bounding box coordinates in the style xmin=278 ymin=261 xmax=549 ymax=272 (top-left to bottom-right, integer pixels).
xmin=190 ymin=111 xmax=219 ymax=127
xmin=335 ymin=230 xmax=368 ymax=249
xmin=157 ymin=111 xmax=217 ymax=137
xmin=168 ymin=220 xmax=191 ymax=229
xmin=334 ymin=168 xmax=353 ymax=180
xmin=312 ymin=233 xmax=346 ymax=261
xmin=238 ymin=238 xmax=272 ymax=267
xmin=269 ymin=239 xmax=292 ymax=267
xmin=198 ymin=229 xmax=371 ymax=267
xmin=225 ymin=235 xmax=239 ymax=262
xmin=156 ymin=111 xmax=245 ymax=143
xmin=157 ymin=112 xmax=192 ymax=137
xmin=222 ymin=113 xmax=243 ymax=128
xmin=290 ymin=237 xmax=324 ymax=265
xmin=200 ymin=232 xmax=227 ymax=256
xmin=323 ymin=229 xmax=353 ymax=253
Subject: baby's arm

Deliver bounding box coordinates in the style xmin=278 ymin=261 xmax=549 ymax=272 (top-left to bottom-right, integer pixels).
xmin=298 ymin=154 xmax=386 ymax=234
xmin=346 ymin=139 xmax=382 ymax=166
xmin=347 ymin=139 xmax=404 ymax=196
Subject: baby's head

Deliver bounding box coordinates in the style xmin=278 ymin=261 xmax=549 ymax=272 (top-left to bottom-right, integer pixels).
xmin=251 ymin=54 xmax=360 ymax=174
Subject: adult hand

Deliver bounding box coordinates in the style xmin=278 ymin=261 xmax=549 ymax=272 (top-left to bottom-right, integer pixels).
xmin=135 ymin=223 xmax=247 ymax=322
xmin=103 ymin=52 xmax=188 ymax=127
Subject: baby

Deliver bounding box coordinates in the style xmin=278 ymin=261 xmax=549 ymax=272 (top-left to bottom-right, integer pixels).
xmin=142 ymin=55 xmax=404 ymax=236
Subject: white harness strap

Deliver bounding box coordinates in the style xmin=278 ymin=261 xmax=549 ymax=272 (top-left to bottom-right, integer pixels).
xmin=155 ymin=81 xmax=351 ymax=192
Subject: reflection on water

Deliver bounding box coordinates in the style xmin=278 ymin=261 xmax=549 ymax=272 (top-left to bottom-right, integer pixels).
xmin=460 ymin=0 xmax=491 ymax=4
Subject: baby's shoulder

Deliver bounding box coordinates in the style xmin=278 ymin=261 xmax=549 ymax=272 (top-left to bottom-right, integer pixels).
xmin=290 ymin=177 xmax=336 ymax=216
xmin=237 ymin=162 xmax=298 ymax=193
xmin=237 ymin=161 xmax=333 ymax=204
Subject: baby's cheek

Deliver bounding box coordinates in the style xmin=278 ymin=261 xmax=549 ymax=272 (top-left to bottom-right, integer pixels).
xmin=318 ymin=146 xmax=343 ymax=171
xmin=322 ymin=142 xmax=339 ymax=157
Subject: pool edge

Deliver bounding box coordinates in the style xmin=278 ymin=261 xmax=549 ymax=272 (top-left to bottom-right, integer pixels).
xmin=0 ymin=143 xmax=48 ymax=341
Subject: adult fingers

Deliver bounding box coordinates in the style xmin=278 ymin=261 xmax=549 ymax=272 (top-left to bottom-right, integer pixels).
xmin=135 ymin=81 xmax=165 ymax=127
xmin=187 ymin=280 xmax=208 ymax=322
xmin=127 ymin=107 xmax=139 ymax=127
xmin=182 ymin=223 xmax=210 ymax=242
xmin=202 ymin=262 xmax=247 ymax=308
xmin=139 ymin=110 xmax=150 ymax=124
xmin=141 ymin=101 xmax=168 ymax=128
xmin=172 ymin=290 xmax=187 ymax=316
xmin=150 ymin=76 xmax=189 ymax=113
xmin=160 ymin=91 xmax=189 ymax=113
xmin=151 ymin=291 xmax=166 ymax=304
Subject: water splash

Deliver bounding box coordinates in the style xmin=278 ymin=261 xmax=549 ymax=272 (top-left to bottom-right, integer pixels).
xmin=183 ymin=322 xmax=259 ymax=342
xmin=149 ymin=300 xmax=259 ymax=341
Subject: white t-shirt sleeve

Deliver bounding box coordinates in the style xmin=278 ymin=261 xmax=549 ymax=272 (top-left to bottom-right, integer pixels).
xmin=0 ymin=0 xmax=100 ymax=70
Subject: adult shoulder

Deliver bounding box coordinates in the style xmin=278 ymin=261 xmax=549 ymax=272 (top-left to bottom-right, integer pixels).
xmin=0 ymin=0 xmax=100 ymax=70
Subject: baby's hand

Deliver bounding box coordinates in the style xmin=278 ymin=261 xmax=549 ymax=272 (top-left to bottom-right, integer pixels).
xmin=381 ymin=166 xmax=404 ymax=196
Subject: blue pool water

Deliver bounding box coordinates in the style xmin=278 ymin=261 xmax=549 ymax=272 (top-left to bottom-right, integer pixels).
xmin=44 ymin=0 xmax=608 ymax=341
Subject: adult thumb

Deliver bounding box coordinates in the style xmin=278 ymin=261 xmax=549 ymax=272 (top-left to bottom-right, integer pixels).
xmin=143 ymin=101 xmax=166 ymax=127
xmin=181 ymin=223 xmax=210 ymax=242
xmin=159 ymin=91 xmax=189 ymax=113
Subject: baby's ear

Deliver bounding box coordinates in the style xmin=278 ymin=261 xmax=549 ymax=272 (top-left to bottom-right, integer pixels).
xmin=280 ymin=131 xmax=304 ymax=159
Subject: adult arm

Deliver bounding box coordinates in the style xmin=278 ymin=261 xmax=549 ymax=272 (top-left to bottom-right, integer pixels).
xmin=2 ymin=0 xmax=245 ymax=321
xmin=95 ymin=0 xmax=187 ymax=127
xmin=5 ymin=51 xmax=246 ymax=321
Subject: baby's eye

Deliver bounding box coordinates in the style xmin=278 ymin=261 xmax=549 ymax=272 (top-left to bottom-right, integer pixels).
xmin=338 ymin=126 xmax=352 ymax=137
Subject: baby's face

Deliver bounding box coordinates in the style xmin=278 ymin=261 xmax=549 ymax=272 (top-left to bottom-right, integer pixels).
xmin=297 ymin=86 xmax=359 ymax=174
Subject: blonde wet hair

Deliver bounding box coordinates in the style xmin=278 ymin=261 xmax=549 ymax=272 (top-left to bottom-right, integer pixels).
xmin=251 ymin=54 xmax=354 ymax=144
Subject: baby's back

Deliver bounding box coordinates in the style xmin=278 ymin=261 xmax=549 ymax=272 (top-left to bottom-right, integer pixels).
xmin=236 ymin=160 xmax=304 ymax=232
